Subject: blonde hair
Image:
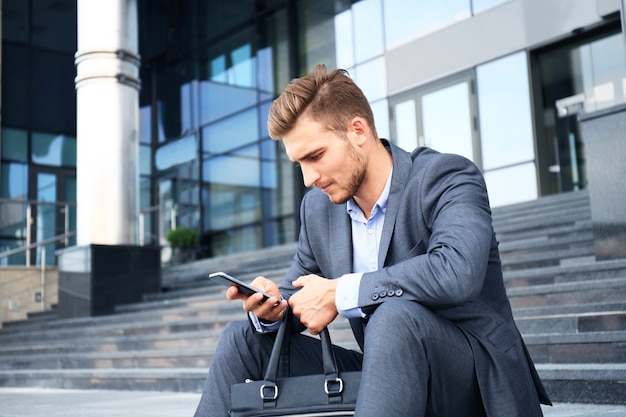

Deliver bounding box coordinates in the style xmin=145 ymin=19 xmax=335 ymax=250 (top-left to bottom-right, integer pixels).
xmin=267 ymin=64 xmax=378 ymax=140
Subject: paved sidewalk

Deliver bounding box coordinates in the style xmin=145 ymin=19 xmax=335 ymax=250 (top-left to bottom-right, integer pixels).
xmin=0 ymin=387 xmax=625 ymax=417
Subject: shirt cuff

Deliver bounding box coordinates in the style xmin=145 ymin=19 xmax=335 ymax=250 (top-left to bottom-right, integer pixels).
xmin=335 ymin=273 xmax=367 ymax=319
xmin=248 ymin=311 xmax=282 ymax=333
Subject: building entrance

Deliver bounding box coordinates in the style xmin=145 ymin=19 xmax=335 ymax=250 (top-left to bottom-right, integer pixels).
xmin=28 ymin=168 xmax=76 ymax=265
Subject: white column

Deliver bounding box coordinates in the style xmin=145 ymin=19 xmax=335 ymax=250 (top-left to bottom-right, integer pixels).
xmin=75 ymin=0 xmax=140 ymax=245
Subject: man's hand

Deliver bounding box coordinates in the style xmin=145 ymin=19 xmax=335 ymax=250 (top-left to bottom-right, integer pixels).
xmin=226 ymin=276 xmax=288 ymax=323
xmin=289 ymin=274 xmax=338 ymax=335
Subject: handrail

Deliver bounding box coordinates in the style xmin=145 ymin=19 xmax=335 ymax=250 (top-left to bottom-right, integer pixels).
xmin=0 ymin=198 xmax=77 ymax=266
xmin=0 ymin=231 xmax=76 ymax=264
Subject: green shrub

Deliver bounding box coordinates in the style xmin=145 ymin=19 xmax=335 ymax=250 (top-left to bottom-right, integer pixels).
xmin=166 ymin=227 xmax=199 ymax=248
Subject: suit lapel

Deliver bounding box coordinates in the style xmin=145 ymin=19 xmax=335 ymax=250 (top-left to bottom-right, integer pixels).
xmin=378 ymin=142 xmax=412 ymax=269
xmin=328 ymin=203 xmax=353 ymax=276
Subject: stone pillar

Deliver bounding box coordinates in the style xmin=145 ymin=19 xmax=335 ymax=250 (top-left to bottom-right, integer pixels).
xmin=578 ymin=103 xmax=626 ymax=260
xmin=58 ymin=0 xmax=160 ymax=318
xmin=74 ymin=0 xmax=140 ymax=245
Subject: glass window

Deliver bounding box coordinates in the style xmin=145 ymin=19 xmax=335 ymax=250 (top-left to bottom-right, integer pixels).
xmin=2 ymin=44 xmax=30 ymax=127
xmin=1 ymin=128 xmax=28 ymax=162
xmin=477 ymin=52 xmax=535 ymax=170
xmin=31 ymin=49 xmax=77 ymax=133
xmin=203 ymin=153 xmax=261 ymax=189
xmin=384 ymin=0 xmax=471 ymax=49
xmin=299 ymin=0 xmax=337 ymax=73
xmin=258 ymin=9 xmax=290 ymax=97
xmin=371 ymin=100 xmax=390 ymax=140
xmin=352 ymin=0 xmax=384 ymax=64
xmin=484 ymin=162 xmax=538 ymax=207
xmin=203 ymin=108 xmax=259 ymax=154
xmin=422 ymin=82 xmax=474 ymax=161
xmin=0 ymin=163 xmax=28 ymax=199
xmin=2 ymin=1 xmax=29 ymax=43
xmin=393 ymin=99 xmax=418 ymax=151
xmin=36 ymin=173 xmax=57 ymax=265
xmin=334 ymin=9 xmax=355 ymax=69
xmin=140 ymin=145 xmax=152 ymax=175
xmin=31 ymin=133 xmax=77 ymax=167
xmin=140 ymin=105 xmax=152 ymax=144
xmin=354 ymin=57 xmax=387 ymax=102
xmin=155 ymin=134 xmax=197 ymax=171
xmin=579 ymin=33 xmax=626 ymax=112
xmin=32 ymin=0 xmax=77 ymax=54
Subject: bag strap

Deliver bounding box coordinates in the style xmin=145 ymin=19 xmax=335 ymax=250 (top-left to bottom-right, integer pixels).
xmin=263 ymin=307 xmax=342 ymax=391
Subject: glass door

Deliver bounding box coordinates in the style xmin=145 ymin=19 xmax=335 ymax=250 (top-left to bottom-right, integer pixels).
xmin=29 ymin=167 xmax=76 ymax=265
xmin=390 ymin=71 xmax=480 ymax=168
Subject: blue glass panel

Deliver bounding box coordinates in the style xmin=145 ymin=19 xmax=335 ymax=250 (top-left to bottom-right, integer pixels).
xmin=199 ymin=81 xmax=258 ymax=125
xmin=0 ymin=163 xmax=28 ymax=199
xmin=202 ymin=108 xmax=258 ymax=154
xmin=155 ymin=134 xmax=197 ymax=171
xmin=31 ymin=132 xmax=77 ymax=167
xmin=140 ymin=145 xmax=152 ymax=175
xmin=1 ymin=128 xmax=28 ymax=162
xmin=140 ymin=106 xmax=152 ymax=144
xmin=477 ymin=52 xmax=534 ymax=170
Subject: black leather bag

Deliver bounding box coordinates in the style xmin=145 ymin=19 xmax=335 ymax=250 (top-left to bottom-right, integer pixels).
xmin=230 ymin=309 xmax=361 ymax=416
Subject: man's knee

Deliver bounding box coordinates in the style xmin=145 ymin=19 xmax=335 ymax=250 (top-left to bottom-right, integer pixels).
xmin=366 ymin=300 xmax=438 ymax=336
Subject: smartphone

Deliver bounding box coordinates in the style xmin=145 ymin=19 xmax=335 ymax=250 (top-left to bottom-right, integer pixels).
xmin=208 ymin=271 xmax=276 ymax=302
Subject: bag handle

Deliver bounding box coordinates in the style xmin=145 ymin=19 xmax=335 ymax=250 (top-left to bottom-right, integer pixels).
xmin=263 ymin=307 xmax=343 ymax=396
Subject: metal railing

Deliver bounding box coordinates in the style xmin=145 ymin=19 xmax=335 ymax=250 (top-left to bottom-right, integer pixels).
xmin=0 ymin=198 xmax=76 ymax=267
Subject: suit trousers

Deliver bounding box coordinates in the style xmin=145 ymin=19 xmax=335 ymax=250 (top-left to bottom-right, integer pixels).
xmin=193 ymin=300 xmax=485 ymax=417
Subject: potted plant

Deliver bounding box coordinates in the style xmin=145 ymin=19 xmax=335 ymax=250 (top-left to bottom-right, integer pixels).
xmin=166 ymin=227 xmax=199 ymax=264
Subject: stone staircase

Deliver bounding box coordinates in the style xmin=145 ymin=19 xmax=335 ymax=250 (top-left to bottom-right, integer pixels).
xmin=0 ymin=190 xmax=624 ymax=404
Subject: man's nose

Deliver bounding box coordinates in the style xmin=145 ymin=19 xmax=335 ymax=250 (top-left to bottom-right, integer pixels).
xmin=301 ymin=165 xmax=320 ymax=188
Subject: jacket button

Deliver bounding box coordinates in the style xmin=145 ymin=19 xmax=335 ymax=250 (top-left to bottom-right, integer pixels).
xmin=395 ymin=289 xmax=404 ymax=297
xmin=379 ymin=291 xmax=387 ymax=298
xmin=387 ymin=290 xmax=395 ymax=297
xmin=372 ymin=293 xmax=379 ymax=301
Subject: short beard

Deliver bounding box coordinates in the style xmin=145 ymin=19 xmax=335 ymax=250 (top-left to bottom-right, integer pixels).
xmin=329 ymin=142 xmax=367 ymax=204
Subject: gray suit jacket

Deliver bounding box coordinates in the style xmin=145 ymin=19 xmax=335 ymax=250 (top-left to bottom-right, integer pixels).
xmin=280 ymin=141 xmax=551 ymax=416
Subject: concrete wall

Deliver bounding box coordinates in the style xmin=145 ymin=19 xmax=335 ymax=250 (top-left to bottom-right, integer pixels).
xmin=0 ymin=268 xmax=58 ymax=327
xmin=386 ymin=0 xmax=622 ymax=95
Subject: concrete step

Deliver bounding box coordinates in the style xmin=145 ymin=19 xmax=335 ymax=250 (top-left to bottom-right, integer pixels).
xmin=536 ymin=363 xmax=626 ymax=405
xmin=507 ymin=277 xmax=626 ymax=309
xmin=526 ymin=331 xmax=626 ymax=364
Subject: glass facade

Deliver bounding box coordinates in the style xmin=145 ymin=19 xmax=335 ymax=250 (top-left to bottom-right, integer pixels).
xmin=1 ymin=0 xmax=77 ymax=265
xmin=1 ymin=0 xmax=625 ymax=264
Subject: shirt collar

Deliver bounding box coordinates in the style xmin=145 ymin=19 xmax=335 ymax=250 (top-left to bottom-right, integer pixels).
xmin=346 ymin=167 xmax=393 ymax=220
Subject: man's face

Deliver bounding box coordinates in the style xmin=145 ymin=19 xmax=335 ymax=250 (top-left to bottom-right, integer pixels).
xmin=282 ymin=114 xmax=367 ymax=204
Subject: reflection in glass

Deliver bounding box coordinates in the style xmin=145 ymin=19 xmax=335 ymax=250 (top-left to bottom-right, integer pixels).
xmin=140 ymin=145 xmax=152 ymax=176
xmin=203 ymin=108 xmax=258 ymax=154
xmin=65 ymin=176 xmax=77 ymax=247
xmin=1 ymin=128 xmax=28 ymax=162
xmin=422 ymin=82 xmax=473 ymax=161
xmin=31 ymin=133 xmax=77 ymax=167
xmin=579 ymin=33 xmax=626 ymax=112
xmin=0 ymin=163 xmax=28 ymax=199
xmin=299 ymin=0 xmax=337 ymax=72
xmin=384 ymin=0 xmax=470 ymax=49
xmin=155 ymin=135 xmax=197 ymax=171
xmin=477 ymin=52 xmax=534 ymax=170
xmin=484 ymin=162 xmax=537 ymax=207
xmin=394 ymin=99 xmax=418 ymax=151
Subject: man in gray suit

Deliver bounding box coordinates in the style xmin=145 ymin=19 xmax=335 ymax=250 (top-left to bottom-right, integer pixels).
xmin=194 ymin=64 xmax=551 ymax=416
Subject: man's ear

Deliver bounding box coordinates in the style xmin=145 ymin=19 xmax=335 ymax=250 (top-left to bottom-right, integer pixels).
xmin=349 ymin=117 xmax=369 ymax=145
